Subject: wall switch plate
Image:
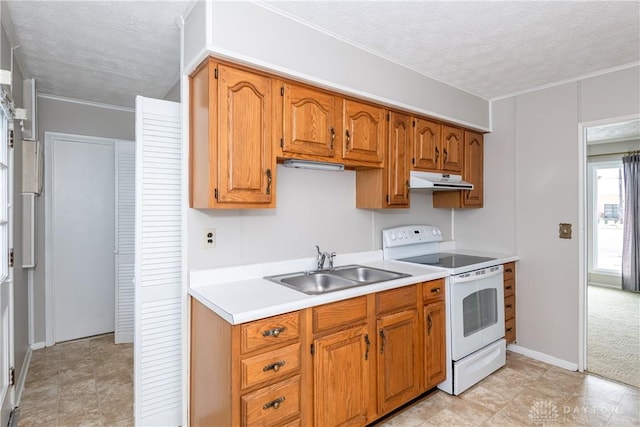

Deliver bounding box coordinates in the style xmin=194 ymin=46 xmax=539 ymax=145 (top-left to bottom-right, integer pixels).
xmin=559 ymin=223 xmax=572 ymax=239
xmin=204 ymin=228 xmax=216 ymax=248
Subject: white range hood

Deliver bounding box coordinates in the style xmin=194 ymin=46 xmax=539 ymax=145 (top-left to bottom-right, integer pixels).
xmin=409 ymin=171 xmax=473 ymax=191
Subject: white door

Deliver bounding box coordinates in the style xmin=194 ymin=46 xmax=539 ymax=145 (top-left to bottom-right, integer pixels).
xmin=0 ymin=116 xmax=14 ymax=425
xmin=51 ymin=136 xmax=115 ymax=343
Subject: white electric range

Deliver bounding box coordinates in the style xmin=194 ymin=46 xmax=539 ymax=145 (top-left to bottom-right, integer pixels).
xmin=382 ymin=225 xmax=506 ymax=395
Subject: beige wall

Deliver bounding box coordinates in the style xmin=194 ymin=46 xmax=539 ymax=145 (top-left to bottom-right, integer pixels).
xmin=33 ymin=96 xmax=134 ymax=344
xmin=456 ymin=65 xmax=640 ymax=366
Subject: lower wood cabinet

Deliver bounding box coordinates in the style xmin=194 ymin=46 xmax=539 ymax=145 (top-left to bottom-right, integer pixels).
xmin=190 ymin=278 xmax=447 ymax=427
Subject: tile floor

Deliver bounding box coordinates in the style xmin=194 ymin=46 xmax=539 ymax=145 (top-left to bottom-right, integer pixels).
xmin=17 ymin=339 xmax=639 ymax=426
xmin=18 ymin=334 xmax=133 ymax=426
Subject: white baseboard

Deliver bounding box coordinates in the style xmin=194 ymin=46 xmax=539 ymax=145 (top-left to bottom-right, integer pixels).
xmin=15 ymin=347 xmax=32 ymax=406
xmin=30 ymin=342 xmax=45 ymax=351
xmin=114 ymin=331 xmax=134 ymax=344
xmin=507 ymin=343 xmax=579 ymax=371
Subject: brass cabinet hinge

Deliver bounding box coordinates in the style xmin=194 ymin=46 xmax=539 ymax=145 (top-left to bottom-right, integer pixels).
xmin=214 ymin=67 xmax=219 ymax=79
xmin=9 ymin=367 xmax=15 ymax=386
xmin=310 ymin=343 xmax=315 ymax=356
xmin=386 ymin=113 xmax=390 ymax=121
xmin=280 ymin=86 xmax=284 ymax=96
xmin=386 ymin=195 xmax=390 ymax=204
xmin=214 ymin=189 xmax=218 ymax=200
xmin=280 ymin=138 xmax=284 ymax=148
xmin=412 ymin=157 xmax=415 ymax=165
xmin=412 ymin=120 xmax=416 ymax=127
xmin=8 ymin=248 xmax=13 ymax=268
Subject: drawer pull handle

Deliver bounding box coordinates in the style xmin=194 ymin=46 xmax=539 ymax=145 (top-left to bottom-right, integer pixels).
xmin=505 ymin=286 xmax=513 ymax=291
xmin=263 ymin=361 xmax=286 ymax=372
xmin=263 ymin=397 xmax=285 ymax=410
xmin=263 ymin=327 xmax=286 ymax=337
xmin=430 ymin=287 xmax=441 ymax=294
xmin=506 ymin=268 xmax=513 ymax=273
xmin=506 ymin=304 xmax=512 ymax=309
xmin=506 ymin=327 xmax=513 ymax=333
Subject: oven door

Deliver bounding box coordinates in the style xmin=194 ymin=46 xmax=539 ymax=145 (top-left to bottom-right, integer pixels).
xmin=450 ymin=265 xmax=505 ymax=361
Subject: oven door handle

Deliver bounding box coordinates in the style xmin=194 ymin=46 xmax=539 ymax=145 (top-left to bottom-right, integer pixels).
xmin=450 ymin=266 xmax=503 ymax=284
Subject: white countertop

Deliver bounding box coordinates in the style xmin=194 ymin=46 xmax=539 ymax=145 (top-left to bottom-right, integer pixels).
xmin=188 ymin=248 xmax=518 ymax=325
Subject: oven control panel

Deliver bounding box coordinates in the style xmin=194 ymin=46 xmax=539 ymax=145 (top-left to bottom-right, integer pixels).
xmin=382 ymin=225 xmax=443 ymax=248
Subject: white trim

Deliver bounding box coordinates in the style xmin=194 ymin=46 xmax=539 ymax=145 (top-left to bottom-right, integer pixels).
xmin=44 ymin=131 xmax=121 ymax=346
xmin=27 ymin=270 xmax=33 ymax=346
xmin=507 ymin=344 xmax=579 ymax=372
xmin=491 ymin=61 xmax=640 ymax=102
xmin=13 ymin=347 xmax=31 ymax=406
xmin=37 ymin=93 xmax=134 ymax=113
xmin=30 ymin=342 xmax=44 ymax=351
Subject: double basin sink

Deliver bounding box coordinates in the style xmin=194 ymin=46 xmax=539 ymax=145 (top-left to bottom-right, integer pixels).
xmin=265 ymin=265 xmax=411 ymax=295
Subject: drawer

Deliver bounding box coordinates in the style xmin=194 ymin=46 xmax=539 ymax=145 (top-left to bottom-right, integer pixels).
xmin=504 ymin=295 xmax=515 ymax=320
xmin=505 ymin=318 xmax=516 ymax=343
xmin=503 ymin=262 xmax=516 ymax=281
xmin=313 ymin=296 xmax=367 ymax=334
xmin=279 ymin=419 xmax=301 ymax=427
xmin=504 ymin=278 xmax=515 ymax=297
xmin=242 ymin=375 xmax=300 ymax=427
xmin=377 ymin=284 xmax=417 ymax=314
xmin=423 ymin=279 xmax=445 ymax=303
xmin=242 ymin=312 xmax=300 ymax=354
xmin=241 ymin=343 xmax=300 ymax=390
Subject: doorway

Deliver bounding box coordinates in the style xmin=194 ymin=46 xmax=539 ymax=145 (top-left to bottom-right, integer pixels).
xmin=581 ymin=118 xmax=640 ymax=388
xmin=44 ymin=133 xmax=134 ymax=345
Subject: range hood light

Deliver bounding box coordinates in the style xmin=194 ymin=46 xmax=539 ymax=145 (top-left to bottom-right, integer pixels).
xmin=282 ymin=159 xmax=345 ymax=171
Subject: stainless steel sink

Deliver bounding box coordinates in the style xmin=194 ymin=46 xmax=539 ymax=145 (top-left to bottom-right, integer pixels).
xmin=265 ymin=265 xmax=410 ymax=295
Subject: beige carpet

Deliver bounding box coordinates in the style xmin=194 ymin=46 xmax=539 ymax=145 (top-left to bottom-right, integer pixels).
xmin=587 ymin=285 xmax=640 ymax=388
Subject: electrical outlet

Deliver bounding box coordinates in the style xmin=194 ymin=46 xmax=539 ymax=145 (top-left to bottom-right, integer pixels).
xmin=204 ymin=228 xmax=216 ymax=248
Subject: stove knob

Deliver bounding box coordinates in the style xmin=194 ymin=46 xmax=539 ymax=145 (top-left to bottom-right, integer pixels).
xmin=432 ymin=229 xmax=437 ymax=235
xmin=391 ymin=233 xmax=396 ymax=240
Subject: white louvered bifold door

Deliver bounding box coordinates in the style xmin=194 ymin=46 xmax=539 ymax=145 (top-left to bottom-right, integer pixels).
xmin=134 ymin=96 xmax=182 ymax=426
xmin=115 ymin=140 xmax=135 ymax=344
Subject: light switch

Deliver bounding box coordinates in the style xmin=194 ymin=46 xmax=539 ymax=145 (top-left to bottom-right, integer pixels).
xmin=559 ymin=223 xmax=572 ymax=239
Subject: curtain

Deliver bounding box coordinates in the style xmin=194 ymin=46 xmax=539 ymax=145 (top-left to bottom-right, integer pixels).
xmin=621 ymin=151 xmax=640 ymax=292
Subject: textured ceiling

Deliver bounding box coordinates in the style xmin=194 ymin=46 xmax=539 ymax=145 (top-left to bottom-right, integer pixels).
xmin=263 ymin=1 xmax=640 ymax=100
xmin=2 ymin=0 xmax=193 ymax=108
xmin=1 ymin=1 xmax=639 ymax=108
xmin=587 ymin=119 xmax=640 ymax=144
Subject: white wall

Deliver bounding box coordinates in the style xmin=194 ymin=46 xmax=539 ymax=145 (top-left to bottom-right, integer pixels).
xmin=33 ymin=96 xmax=134 ymax=344
xmin=189 ymin=166 xmax=452 ymax=270
xmin=456 ymin=65 xmax=640 ymax=366
xmin=183 ymin=1 xmax=490 ymax=131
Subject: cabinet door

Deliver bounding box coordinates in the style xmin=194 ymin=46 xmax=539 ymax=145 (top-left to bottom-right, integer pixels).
xmin=412 ymin=118 xmax=441 ymax=171
xmin=314 ymin=325 xmax=370 ymax=426
xmin=377 ymin=310 xmax=420 ymax=414
xmin=386 ymin=112 xmax=411 ymax=207
xmin=217 ymin=65 xmax=275 ymax=205
xmin=424 ymin=301 xmax=446 ymax=389
xmin=282 ymin=83 xmax=337 ymax=158
xmin=343 ymin=99 xmax=385 ymax=164
xmin=441 ymin=125 xmax=463 ymax=173
xmin=462 ymin=131 xmax=483 ymax=207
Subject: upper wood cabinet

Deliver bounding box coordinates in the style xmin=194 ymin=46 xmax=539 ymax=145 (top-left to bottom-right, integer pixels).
xmin=355 ymin=111 xmax=411 ymax=209
xmin=279 ymin=82 xmax=338 ymax=159
xmin=342 ymin=99 xmax=385 ymax=166
xmin=433 ymin=130 xmax=484 ymax=208
xmin=412 ymin=121 xmax=463 ymax=173
xmin=190 ymin=59 xmax=277 ymax=209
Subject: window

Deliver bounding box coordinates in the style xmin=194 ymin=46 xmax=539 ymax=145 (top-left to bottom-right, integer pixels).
xmin=590 ymin=160 xmax=624 ymax=273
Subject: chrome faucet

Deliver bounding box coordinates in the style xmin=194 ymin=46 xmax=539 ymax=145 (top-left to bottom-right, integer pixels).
xmin=315 ymin=245 xmax=336 ymax=270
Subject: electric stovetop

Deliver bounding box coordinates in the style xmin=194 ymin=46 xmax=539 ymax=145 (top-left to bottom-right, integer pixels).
xmin=398 ymin=253 xmax=497 ymax=269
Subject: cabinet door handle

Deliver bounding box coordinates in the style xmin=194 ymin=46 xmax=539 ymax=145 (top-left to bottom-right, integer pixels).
xmin=263 ymin=396 xmax=285 ymax=410
xmin=262 ymin=326 xmax=286 ymax=337
xmin=435 ymin=146 xmax=440 ymax=162
xmin=265 ymin=168 xmax=272 ymax=195
xmin=364 ymin=334 xmax=370 ymax=360
xmin=263 ymin=360 xmax=286 ymax=372
xmin=379 ymin=329 xmax=386 ymax=354
xmin=443 ymin=147 xmax=448 ymax=164
xmin=330 ymin=127 xmax=335 ymax=149
xmin=345 ymin=129 xmax=351 ymax=148
xmin=427 ymin=313 xmax=433 ymax=336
